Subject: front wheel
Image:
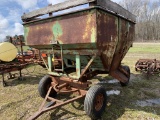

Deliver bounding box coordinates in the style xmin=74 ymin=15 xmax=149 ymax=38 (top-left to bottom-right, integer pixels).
xmin=84 ymin=85 xmax=107 ymax=120
xmin=120 ymin=65 xmax=130 ymax=87
xmin=38 ymin=75 xmax=57 ymax=99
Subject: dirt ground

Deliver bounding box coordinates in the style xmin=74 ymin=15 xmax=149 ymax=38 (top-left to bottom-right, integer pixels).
xmin=0 ymin=43 xmax=160 ymax=120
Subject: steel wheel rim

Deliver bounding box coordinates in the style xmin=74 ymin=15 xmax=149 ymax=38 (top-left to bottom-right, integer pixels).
xmin=95 ymin=93 xmax=104 ymax=111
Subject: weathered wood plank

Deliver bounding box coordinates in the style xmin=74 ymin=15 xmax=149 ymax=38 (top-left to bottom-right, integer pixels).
xmin=22 ymin=0 xmax=136 ymax=22
xmin=21 ymin=0 xmax=96 ymax=20
xmin=97 ymin=0 xmax=136 ymax=22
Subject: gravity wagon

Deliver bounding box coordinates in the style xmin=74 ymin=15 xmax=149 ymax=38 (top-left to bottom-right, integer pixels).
xmin=21 ymin=0 xmax=136 ymax=119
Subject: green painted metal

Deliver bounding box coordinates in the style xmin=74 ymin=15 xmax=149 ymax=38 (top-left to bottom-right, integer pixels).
xmin=48 ymin=54 xmax=53 ymax=72
xmin=76 ymin=55 xmax=81 ymax=78
xmin=91 ymin=28 xmax=96 ymax=43
xmin=24 ymin=27 xmax=29 ymax=45
xmin=28 ymin=43 xmax=97 ymax=50
xmin=52 ymin=21 xmax=63 ymax=43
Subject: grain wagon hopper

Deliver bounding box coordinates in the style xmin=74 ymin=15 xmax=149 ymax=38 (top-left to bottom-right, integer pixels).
xmin=22 ymin=0 xmax=136 ymax=119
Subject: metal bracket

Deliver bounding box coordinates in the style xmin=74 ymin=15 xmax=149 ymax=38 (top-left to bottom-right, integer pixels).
xmin=78 ymin=55 xmax=97 ymax=81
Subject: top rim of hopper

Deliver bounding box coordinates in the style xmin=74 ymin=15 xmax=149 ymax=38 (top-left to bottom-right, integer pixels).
xmin=21 ymin=0 xmax=136 ymax=23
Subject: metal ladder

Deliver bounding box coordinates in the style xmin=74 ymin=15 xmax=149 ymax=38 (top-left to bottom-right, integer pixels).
xmin=52 ymin=45 xmax=64 ymax=72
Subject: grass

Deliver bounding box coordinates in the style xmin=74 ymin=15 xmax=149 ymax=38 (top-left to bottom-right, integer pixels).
xmin=129 ymin=43 xmax=160 ymax=54
xmin=0 ymin=42 xmax=160 ymax=120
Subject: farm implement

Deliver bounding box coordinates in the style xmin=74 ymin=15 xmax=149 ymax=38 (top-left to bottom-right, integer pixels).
xmin=21 ymin=0 xmax=136 ymax=119
xmin=0 ymin=35 xmax=44 ymax=87
xmin=135 ymin=59 xmax=160 ymax=74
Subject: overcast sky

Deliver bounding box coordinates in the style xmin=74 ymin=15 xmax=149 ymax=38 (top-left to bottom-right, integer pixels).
xmin=0 ymin=0 xmax=121 ymax=42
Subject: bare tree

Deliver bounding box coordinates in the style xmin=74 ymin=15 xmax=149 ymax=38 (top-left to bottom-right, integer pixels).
xmin=119 ymin=0 xmax=160 ymax=41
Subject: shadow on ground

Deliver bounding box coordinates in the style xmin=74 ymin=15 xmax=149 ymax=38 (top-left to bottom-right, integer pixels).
xmin=47 ymin=73 xmax=160 ymax=120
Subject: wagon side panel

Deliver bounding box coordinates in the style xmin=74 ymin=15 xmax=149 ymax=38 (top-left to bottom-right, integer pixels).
xmin=110 ymin=18 xmax=135 ymax=71
xmin=24 ymin=9 xmax=97 ymax=48
xmin=97 ymin=9 xmax=118 ymax=71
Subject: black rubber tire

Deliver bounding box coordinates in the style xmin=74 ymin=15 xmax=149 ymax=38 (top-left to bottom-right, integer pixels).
xmin=120 ymin=65 xmax=130 ymax=87
xmin=38 ymin=75 xmax=57 ymax=99
xmin=84 ymin=85 xmax=107 ymax=120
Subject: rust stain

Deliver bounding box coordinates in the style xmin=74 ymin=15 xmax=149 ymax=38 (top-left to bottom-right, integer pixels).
xmin=25 ymin=10 xmax=97 ymax=46
xmin=25 ymin=21 xmax=54 ymax=45
xmin=96 ymin=10 xmax=118 ymax=71
xmin=83 ymin=14 xmax=92 ymax=40
xmin=110 ymin=18 xmax=135 ymax=72
xmin=59 ymin=10 xmax=97 ymax=44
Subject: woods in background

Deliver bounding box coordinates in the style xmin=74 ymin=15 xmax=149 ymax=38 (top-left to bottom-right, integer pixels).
xmin=119 ymin=0 xmax=160 ymax=41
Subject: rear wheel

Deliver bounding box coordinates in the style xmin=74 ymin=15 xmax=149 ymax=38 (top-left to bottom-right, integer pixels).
xmin=38 ymin=75 xmax=57 ymax=99
xmin=84 ymin=85 xmax=107 ymax=120
xmin=120 ymin=66 xmax=130 ymax=87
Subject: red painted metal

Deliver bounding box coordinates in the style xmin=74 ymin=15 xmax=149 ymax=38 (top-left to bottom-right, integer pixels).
xmin=28 ymin=77 xmax=87 ymax=120
xmin=0 ymin=35 xmax=46 ymax=86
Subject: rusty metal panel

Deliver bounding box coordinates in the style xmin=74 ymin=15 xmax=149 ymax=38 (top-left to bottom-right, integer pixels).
xmin=110 ymin=18 xmax=135 ymax=71
xmin=96 ymin=0 xmax=136 ymax=22
xmin=96 ymin=9 xmax=118 ymax=71
xmin=24 ymin=7 xmax=135 ymax=78
xmin=24 ymin=9 xmax=97 ymax=46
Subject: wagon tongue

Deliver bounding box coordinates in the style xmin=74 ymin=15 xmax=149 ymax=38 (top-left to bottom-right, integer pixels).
xmin=45 ymin=101 xmax=56 ymax=108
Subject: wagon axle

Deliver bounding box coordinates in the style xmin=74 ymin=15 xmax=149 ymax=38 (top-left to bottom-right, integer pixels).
xmin=28 ymin=75 xmax=107 ymax=120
